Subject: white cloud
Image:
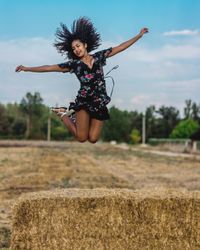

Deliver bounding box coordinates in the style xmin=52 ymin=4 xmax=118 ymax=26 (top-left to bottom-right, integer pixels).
xmin=112 ymin=41 xmax=200 ymax=84
xmin=128 ymin=91 xmax=198 ymax=116
xmin=161 ymin=78 xmax=200 ymax=92
xmin=0 ymin=37 xmax=79 ymax=106
xmin=129 ymin=93 xmax=172 ymax=112
xmin=0 ymin=36 xmax=200 ymax=116
xmin=163 ymin=29 xmax=200 ymax=36
xmin=123 ymin=43 xmax=200 ymax=63
xmin=130 ymin=94 xmax=150 ymax=105
xmin=111 ymin=98 xmax=124 ymax=105
xmin=0 ymin=37 xmax=61 ymax=66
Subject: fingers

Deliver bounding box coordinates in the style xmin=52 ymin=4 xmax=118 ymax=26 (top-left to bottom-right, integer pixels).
xmin=143 ymin=27 xmax=149 ymax=33
xmin=141 ymin=28 xmax=148 ymax=33
xmin=15 ymin=65 xmax=21 ymax=72
xmin=139 ymin=28 xmax=149 ymax=36
xmin=15 ymin=65 xmax=23 ymax=72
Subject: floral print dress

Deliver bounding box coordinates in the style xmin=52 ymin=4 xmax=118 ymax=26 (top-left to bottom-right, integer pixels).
xmin=58 ymin=47 xmax=113 ymax=120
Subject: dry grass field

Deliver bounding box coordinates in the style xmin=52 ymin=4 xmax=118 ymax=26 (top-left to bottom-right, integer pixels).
xmin=0 ymin=140 xmax=200 ymax=249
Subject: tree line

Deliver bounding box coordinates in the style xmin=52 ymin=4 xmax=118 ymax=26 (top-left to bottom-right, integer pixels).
xmin=0 ymin=92 xmax=199 ymax=143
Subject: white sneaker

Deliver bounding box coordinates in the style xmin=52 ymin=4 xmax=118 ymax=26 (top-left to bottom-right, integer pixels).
xmin=50 ymin=107 xmax=75 ymax=120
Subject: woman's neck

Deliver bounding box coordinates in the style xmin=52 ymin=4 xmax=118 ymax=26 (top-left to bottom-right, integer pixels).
xmin=81 ymin=51 xmax=93 ymax=60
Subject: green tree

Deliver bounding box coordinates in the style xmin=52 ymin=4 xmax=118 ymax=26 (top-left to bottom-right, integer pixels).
xmin=0 ymin=104 xmax=9 ymax=136
xmin=101 ymin=106 xmax=132 ymax=142
xmin=156 ymin=106 xmax=180 ymax=138
xmin=41 ymin=109 xmax=73 ymax=141
xmin=20 ymin=92 xmax=44 ymax=138
xmin=184 ymin=99 xmax=200 ymax=122
xmin=191 ymin=102 xmax=199 ymax=120
xmin=11 ymin=118 xmax=26 ymax=137
xmin=129 ymin=110 xmax=143 ymax=136
xmin=184 ymin=99 xmax=192 ymax=119
xmin=170 ymin=119 xmax=199 ymax=139
xmin=5 ymin=103 xmax=26 ymax=138
xmin=145 ymin=105 xmax=157 ymax=139
xmin=6 ymin=103 xmax=22 ymax=117
xmin=51 ymin=126 xmax=71 ymax=140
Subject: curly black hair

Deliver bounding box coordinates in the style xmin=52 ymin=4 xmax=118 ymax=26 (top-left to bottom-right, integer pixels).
xmin=54 ymin=17 xmax=101 ymax=59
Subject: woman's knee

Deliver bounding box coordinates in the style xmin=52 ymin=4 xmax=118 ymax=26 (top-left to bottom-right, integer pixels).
xmin=88 ymin=135 xmax=99 ymax=144
xmin=76 ymin=134 xmax=88 ymax=143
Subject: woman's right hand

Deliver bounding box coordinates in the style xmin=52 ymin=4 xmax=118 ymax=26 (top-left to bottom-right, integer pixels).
xmin=139 ymin=28 xmax=149 ymax=37
xmin=15 ymin=65 xmax=27 ymax=72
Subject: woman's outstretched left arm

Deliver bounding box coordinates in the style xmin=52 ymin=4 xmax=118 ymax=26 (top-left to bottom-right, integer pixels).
xmin=108 ymin=28 xmax=148 ymax=57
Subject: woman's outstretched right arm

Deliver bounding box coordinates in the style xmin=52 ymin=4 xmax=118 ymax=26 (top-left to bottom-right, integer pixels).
xmin=15 ymin=64 xmax=70 ymax=73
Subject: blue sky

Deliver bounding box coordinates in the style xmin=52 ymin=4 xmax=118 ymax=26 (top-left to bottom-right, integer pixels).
xmin=0 ymin=0 xmax=200 ymax=115
xmin=1 ymin=0 xmax=200 ymax=39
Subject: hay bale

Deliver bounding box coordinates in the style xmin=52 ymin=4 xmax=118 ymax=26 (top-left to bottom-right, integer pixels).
xmin=11 ymin=188 xmax=200 ymax=250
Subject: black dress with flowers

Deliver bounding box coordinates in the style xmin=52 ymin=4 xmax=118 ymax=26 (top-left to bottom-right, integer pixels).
xmin=58 ymin=47 xmax=113 ymax=120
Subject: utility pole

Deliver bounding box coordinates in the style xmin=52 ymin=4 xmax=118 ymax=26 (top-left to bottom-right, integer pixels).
xmin=142 ymin=112 xmax=146 ymax=145
xmin=47 ymin=110 xmax=51 ymax=141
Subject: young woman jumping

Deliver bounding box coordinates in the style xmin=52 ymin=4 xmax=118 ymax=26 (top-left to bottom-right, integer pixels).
xmin=15 ymin=17 xmax=148 ymax=143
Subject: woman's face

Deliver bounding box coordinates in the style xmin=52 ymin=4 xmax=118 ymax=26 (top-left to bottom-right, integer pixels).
xmin=71 ymin=40 xmax=87 ymax=58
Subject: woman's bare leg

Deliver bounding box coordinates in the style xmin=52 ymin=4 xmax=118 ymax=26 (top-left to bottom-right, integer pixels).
xmin=88 ymin=118 xmax=104 ymax=143
xmin=52 ymin=108 xmax=90 ymax=141
xmin=61 ymin=109 xmax=90 ymax=142
xmin=51 ymin=108 xmax=77 ymax=136
xmin=61 ymin=115 xmax=77 ymax=136
xmin=53 ymin=108 xmax=93 ymax=143
xmin=75 ymin=109 xmax=90 ymax=142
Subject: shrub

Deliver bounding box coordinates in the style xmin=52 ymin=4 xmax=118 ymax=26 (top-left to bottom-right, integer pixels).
xmin=130 ymin=129 xmax=141 ymax=144
xmin=170 ymin=119 xmax=199 ymax=139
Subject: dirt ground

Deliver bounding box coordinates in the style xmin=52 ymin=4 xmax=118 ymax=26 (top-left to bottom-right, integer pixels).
xmin=0 ymin=140 xmax=200 ymax=248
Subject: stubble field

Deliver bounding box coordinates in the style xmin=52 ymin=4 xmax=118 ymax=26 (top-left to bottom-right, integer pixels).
xmin=0 ymin=140 xmax=200 ymax=248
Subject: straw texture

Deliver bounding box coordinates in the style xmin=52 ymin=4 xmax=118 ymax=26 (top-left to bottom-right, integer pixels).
xmin=11 ymin=188 xmax=200 ymax=250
